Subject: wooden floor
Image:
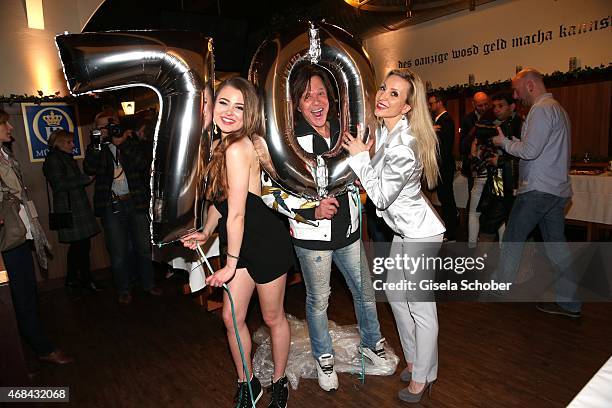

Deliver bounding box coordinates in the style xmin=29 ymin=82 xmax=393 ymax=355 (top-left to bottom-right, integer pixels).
xmin=14 ymin=266 xmax=611 ymax=408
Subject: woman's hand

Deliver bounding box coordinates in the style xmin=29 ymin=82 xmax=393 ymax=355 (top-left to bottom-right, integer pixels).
xmin=206 ymin=264 xmax=236 ymax=287
xmin=342 ymin=124 xmax=374 ymax=156
xmin=180 ymin=231 xmax=211 ymax=250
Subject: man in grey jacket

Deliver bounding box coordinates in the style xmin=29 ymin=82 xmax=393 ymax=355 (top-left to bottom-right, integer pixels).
xmin=492 ymin=68 xmax=581 ymax=318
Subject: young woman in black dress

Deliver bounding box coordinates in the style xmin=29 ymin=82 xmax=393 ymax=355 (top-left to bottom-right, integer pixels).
xmin=182 ymin=77 xmax=292 ymax=408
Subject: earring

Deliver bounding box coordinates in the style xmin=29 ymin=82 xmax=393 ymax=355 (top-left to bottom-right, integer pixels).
xmin=213 ymin=121 xmax=218 ymax=134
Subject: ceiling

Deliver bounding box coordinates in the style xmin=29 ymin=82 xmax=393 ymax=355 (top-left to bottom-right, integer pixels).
xmin=83 ymin=0 xmax=498 ymax=72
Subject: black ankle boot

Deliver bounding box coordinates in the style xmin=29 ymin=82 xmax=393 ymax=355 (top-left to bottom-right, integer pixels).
xmin=234 ymin=376 xmax=262 ymax=408
xmin=267 ymin=375 xmax=288 ymax=408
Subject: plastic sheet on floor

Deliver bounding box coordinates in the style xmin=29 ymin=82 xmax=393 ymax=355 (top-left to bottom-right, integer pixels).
xmin=252 ymin=314 xmax=399 ymax=390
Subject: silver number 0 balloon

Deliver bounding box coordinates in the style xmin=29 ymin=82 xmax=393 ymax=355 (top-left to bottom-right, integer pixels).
xmin=249 ymin=21 xmax=377 ymax=200
xmin=55 ymin=31 xmax=214 ymax=245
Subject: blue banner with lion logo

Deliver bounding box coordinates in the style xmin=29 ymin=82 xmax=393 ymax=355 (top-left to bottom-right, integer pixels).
xmin=21 ymin=103 xmax=84 ymax=162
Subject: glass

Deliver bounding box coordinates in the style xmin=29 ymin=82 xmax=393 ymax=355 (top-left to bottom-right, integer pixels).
xmin=582 ymin=152 xmax=590 ymax=163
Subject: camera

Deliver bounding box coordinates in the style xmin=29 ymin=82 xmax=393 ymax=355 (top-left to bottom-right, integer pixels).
xmin=473 ymin=114 xmax=499 ymax=173
xmin=475 ymin=124 xmax=497 ymax=161
xmin=90 ymin=118 xmax=133 ymax=150
xmin=474 ymin=121 xmax=497 ymax=147
xmin=90 ymin=129 xmax=106 ymax=151
xmin=105 ymin=122 xmax=124 ymax=138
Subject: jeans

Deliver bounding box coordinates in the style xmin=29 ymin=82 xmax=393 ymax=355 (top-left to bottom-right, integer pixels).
xmin=294 ymin=240 xmax=382 ymax=359
xmin=496 ymin=190 xmax=581 ymax=312
xmin=101 ymin=198 xmax=154 ymax=294
xmin=3 ymin=242 xmax=54 ymax=355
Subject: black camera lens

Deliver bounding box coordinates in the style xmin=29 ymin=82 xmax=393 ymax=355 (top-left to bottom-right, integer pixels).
xmin=106 ymin=123 xmax=123 ymax=138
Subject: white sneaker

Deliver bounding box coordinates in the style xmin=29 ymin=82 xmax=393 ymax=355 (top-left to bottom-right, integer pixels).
xmin=316 ymin=354 xmax=338 ymax=391
xmin=359 ymin=337 xmax=387 ymax=366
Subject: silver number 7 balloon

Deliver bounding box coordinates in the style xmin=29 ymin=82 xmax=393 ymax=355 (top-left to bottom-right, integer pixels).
xmin=55 ymin=31 xmax=214 ymax=245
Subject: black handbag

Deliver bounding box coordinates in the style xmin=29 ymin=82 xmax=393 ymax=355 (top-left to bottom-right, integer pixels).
xmin=46 ymin=182 xmax=73 ymax=230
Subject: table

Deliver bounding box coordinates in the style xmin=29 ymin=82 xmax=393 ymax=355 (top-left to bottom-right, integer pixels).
xmin=431 ymin=172 xmax=612 ymax=222
xmin=185 ymin=233 xmax=220 ymax=293
xmin=568 ymin=356 xmax=612 ymax=407
xmin=566 ymin=173 xmax=612 ymax=225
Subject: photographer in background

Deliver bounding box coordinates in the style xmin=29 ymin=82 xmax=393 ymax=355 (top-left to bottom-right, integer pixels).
xmin=83 ymin=112 xmax=161 ymax=305
xmin=467 ymin=109 xmax=495 ymax=247
xmin=474 ymin=93 xmax=522 ymax=243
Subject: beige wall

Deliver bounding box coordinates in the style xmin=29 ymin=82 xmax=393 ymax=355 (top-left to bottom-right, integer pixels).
xmin=364 ymin=0 xmax=612 ymax=86
xmin=76 ymin=0 xmax=105 ymax=30
xmin=0 ymin=0 xmax=103 ymax=96
xmin=1 ymin=1 xmax=106 ymax=284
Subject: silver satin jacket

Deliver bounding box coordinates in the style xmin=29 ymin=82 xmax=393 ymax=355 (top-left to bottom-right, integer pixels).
xmin=348 ymin=117 xmax=445 ymax=239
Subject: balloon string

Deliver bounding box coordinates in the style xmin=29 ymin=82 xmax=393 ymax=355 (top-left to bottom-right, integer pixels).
xmin=195 ymin=246 xmax=257 ymax=408
xmin=156 ymin=226 xmax=205 ymax=248
xmin=357 ymin=190 xmax=366 ymax=384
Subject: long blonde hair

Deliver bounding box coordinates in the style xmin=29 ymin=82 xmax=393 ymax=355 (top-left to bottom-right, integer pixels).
xmin=385 ymin=69 xmax=439 ymax=189
xmin=205 ymin=77 xmax=263 ymax=201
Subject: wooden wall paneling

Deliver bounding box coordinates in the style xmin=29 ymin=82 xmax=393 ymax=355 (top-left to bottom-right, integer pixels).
xmin=550 ymin=81 xmax=611 ymax=158
xmin=445 ymin=98 xmax=461 ymax=157
xmin=451 ymin=82 xmax=610 ymax=160
xmin=464 ymin=96 xmax=475 ymax=115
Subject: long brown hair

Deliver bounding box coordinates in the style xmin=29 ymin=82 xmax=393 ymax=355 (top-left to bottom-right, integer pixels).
xmin=385 ymin=69 xmax=440 ymax=189
xmin=205 ymin=77 xmax=263 ymax=201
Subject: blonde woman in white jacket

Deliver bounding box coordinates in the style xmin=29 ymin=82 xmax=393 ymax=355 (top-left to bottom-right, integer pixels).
xmin=343 ymin=69 xmax=445 ymax=404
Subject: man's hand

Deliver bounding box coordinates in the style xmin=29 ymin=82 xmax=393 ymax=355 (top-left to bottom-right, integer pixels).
xmin=492 ymin=127 xmax=506 ymax=146
xmin=314 ymin=197 xmax=339 ymax=220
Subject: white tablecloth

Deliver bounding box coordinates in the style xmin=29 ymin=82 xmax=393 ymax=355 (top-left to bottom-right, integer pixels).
xmin=429 ymin=172 xmax=612 ymax=224
xmin=566 ymin=174 xmax=612 ymax=225
xmin=165 ymin=234 xmax=220 ymax=293
xmin=569 ymin=356 xmax=612 ymax=407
